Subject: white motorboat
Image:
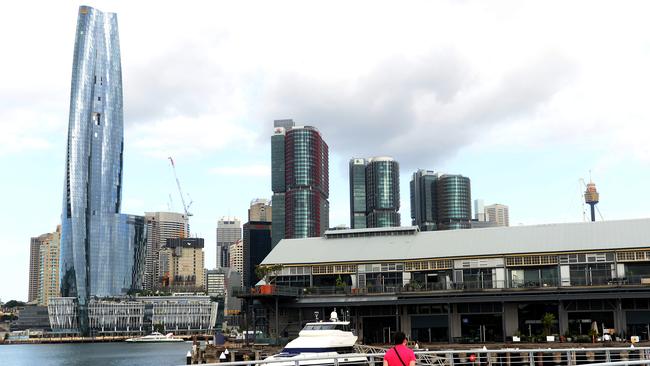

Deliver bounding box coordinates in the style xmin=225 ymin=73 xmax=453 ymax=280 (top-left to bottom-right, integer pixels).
xmin=125 ymin=332 xmax=184 ymax=343
xmin=264 ymin=310 xmax=366 ymax=366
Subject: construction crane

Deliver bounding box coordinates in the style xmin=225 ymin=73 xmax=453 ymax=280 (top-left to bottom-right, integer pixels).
xmin=168 ymin=157 xmax=193 ymax=217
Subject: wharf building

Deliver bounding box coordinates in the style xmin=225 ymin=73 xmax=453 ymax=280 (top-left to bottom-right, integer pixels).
xmin=158 ymin=238 xmax=205 ymax=292
xmin=216 ymin=217 xmax=241 ymax=269
xmin=410 ymin=171 xmax=472 ymax=231
xmin=271 ymin=120 xmax=329 ymax=247
xmin=58 ymin=6 xmax=148 ymax=335
xmin=349 ymin=157 xmax=400 ymax=229
xmin=144 ymin=211 xmax=189 ymax=290
xmin=244 ymin=218 xmax=650 ymax=344
xmin=48 ymin=295 xmax=218 ymax=336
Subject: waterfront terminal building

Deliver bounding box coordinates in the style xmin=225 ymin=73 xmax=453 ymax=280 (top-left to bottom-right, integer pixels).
xmin=48 ymin=295 xmax=218 ymax=336
xmin=247 ymin=219 xmax=650 ymax=343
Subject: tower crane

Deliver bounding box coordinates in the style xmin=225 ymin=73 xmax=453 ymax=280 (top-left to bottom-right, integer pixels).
xmin=168 ymin=157 xmax=193 ymax=217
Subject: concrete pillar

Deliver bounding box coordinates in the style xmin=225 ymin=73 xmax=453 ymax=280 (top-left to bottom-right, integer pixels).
xmin=450 ymin=304 xmax=461 ymax=339
xmin=503 ymin=303 xmax=519 ymax=337
xmin=615 ymin=299 xmax=626 ymax=337
xmin=558 ymin=301 xmax=569 ymax=336
xmin=400 ymin=306 xmax=411 ymax=337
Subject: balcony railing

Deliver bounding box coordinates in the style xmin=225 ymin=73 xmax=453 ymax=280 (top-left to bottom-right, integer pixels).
xmin=233 ymin=275 xmax=650 ymax=299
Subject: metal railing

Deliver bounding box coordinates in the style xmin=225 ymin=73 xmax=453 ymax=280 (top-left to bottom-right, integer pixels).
xmin=190 ymin=346 xmax=650 ymax=366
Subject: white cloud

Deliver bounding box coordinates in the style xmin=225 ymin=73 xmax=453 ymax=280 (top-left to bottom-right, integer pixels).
xmin=208 ymin=165 xmax=271 ymax=177
xmin=128 ymin=114 xmax=254 ymax=158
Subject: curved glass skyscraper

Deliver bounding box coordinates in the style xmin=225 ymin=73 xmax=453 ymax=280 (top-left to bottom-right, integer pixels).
xmin=366 ymin=157 xmax=400 ymax=227
xmin=60 ymin=6 xmax=145 ymax=334
xmin=436 ymin=174 xmax=472 ymax=230
xmin=285 ymin=126 xmax=329 ymax=238
xmin=349 ymin=157 xmax=400 ymax=228
xmin=271 ymin=121 xmax=329 ymax=245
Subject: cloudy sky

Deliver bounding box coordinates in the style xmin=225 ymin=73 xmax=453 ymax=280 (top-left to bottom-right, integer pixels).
xmin=2 ymin=0 xmax=650 ymax=302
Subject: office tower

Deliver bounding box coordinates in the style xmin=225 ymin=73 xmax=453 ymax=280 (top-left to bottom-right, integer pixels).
xmin=437 ymin=174 xmax=472 ymax=230
xmin=349 ymin=159 xmax=367 ymax=229
xmin=207 ymin=268 xmax=242 ymax=313
xmin=486 ymin=204 xmax=510 ymax=227
xmin=249 ymin=199 xmax=272 ymax=222
xmin=474 ymin=199 xmax=486 ymax=221
xmin=206 ymin=269 xmax=227 ymax=297
xmin=410 ymin=170 xmax=438 ymax=231
xmin=216 ymin=217 xmax=241 ymax=269
xmin=271 ymin=120 xmax=329 ymax=246
xmin=229 ymin=240 xmax=244 ymax=281
xmin=271 ymin=120 xmax=291 ymax=248
xmin=243 ymin=221 xmax=272 ymax=288
xmin=349 ymin=157 xmax=400 ymax=228
xmin=366 ymin=157 xmax=401 ymax=227
xmin=29 ymin=235 xmax=47 ymax=302
xmin=38 ymin=226 xmax=61 ymax=306
xmin=144 ymin=212 xmax=189 ymax=290
xmin=59 ymin=6 xmax=147 ymax=335
xmin=158 ymin=238 xmax=205 ymax=290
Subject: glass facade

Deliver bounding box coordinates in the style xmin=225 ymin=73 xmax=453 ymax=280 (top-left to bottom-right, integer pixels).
xmin=365 ymin=158 xmax=400 ymax=228
xmin=282 ymin=126 xmax=329 ymax=238
xmin=349 ymin=159 xmax=367 ymax=229
xmin=271 ymin=121 xmax=329 ymax=243
xmin=271 ymin=131 xmax=286 ymax=192
xmin=436 ymin=174 xmax=471 ymax=230
xmin=243 ymin=222 xmax=272 ymax=288
xmin=59 ymin=6 xmax=145 ymax=334
xmin=271 ymin=193 xmax=285 ymax=247
xmin=410 ymin=170 xmax=438 ymax=231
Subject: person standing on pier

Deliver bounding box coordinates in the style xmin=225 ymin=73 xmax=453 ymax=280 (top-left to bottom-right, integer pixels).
xmin=383 ymin=332 xmax=416 ymax=366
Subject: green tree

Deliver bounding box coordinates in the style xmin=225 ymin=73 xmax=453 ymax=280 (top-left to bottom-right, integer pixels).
xmin=542 ymin=313 xmax=556 ymax=336
xmin=4 ymin=300 xmax=26 ymax=308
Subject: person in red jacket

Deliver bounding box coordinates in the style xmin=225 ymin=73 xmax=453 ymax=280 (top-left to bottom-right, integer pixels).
xmin=383 ymin=332 xmax=416 ymax=366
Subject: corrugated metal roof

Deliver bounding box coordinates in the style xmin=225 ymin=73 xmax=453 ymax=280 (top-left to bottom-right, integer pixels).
xmin=262 ymin=218 xmax=650 ymax=265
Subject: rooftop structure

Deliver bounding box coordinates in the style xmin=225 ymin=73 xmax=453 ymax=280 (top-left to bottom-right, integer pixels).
xmin=265 ymin=219 xmax=650 ymax=265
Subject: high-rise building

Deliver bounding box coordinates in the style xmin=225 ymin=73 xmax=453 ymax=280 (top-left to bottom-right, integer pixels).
xmin=271 ymin=120 xmax=329 ymax=246
xmin=158 ymin=238 xmax=205 ymax=290
xmin=486 ymin=204 xmax=510 ymax=227
xmin=28 ymin=225 xmax=61 ymax=305
xmin=38 ymin=226 xmax=61 ymax=306
xmin=349 ymin=158 xmax=367 ymax=229
xmin=144 ymin=212 xmax=189 ymax=290
xmin=29 ymin=235 xmax=46 ymax=303
xmin=229 ymin=240 xmax=244 ymax=283
xmin=349 ymin=157 xmax=400 ymax=228
xmin=59 ymin=6 xmax=147 ymax=334
xmin=248 ymin=199 xmax=272 ymax=222
xmin=216 ymin=217 xmax=241 ymax=269
xmin=410 ymin=170 xmax=438 ymax=231
xmin=243 ymin=221 xmax=272 ymax=288
xmin=437 ymin=174 xmax=472 ymax=230
xmin=474 ymin=199 xmax=486 ymax=222
xmin=207 ymin=268 xmax=242 ymax=315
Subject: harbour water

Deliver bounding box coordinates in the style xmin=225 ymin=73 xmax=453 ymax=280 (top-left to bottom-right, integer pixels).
xmin=0 ymin=342 xmax=193 ymax=366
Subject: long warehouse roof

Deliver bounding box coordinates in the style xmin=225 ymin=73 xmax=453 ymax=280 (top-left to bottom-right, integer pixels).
xmin=262 ymin=218 xmax=650 ymax=265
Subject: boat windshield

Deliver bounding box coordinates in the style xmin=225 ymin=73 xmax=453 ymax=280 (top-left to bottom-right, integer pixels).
xmin=303 ymin=324 xmax=350 ymax=331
